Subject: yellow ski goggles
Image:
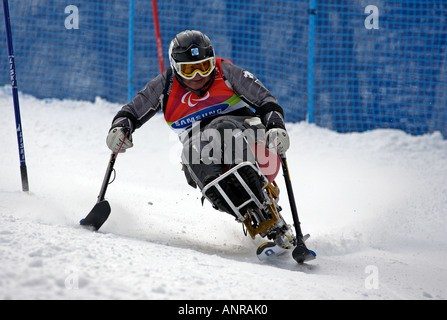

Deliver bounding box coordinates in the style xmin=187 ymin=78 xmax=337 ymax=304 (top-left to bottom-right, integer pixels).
xmin=176 ymin=57 xmax=216 ymax=80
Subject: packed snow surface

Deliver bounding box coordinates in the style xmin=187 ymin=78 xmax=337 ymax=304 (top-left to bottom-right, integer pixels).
xmin=1 ymin=87 xmax=446 ymax=299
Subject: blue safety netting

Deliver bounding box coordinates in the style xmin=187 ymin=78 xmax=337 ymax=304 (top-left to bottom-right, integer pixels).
xmin=1 ymin=0 xmax=446 ymax=137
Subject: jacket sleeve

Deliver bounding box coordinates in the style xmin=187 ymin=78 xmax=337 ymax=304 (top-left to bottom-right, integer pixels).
xmin=111 ymin=69 xmax=169 ymax=131
xmin=221 ymin=60 xmax=286 ymax=130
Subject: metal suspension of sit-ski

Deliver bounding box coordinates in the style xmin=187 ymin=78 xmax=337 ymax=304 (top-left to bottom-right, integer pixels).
xmin=201 ymin=159 xmax=316 ymax=264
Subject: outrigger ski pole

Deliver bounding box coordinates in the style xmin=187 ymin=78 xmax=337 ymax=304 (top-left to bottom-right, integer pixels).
xmin=80 ymin=131 xmax=129 ymax=231
xmin=280 ymin=156 xmax=316 ymax=263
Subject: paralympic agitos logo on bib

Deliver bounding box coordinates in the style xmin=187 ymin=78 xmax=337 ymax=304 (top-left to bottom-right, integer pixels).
xmin=181 ymin=91 xmax=210 ymax=107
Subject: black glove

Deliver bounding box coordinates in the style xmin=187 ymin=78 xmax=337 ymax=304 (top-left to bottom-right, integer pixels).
xmin=106 ymin=117 xmax=134 ymax=153
xmin=263 ymin=111 xmax=289 ymax=155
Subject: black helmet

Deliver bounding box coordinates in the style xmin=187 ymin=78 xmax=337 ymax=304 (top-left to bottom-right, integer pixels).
xmin=169 ymin=30 xmax=216 ymax=80
xmin=169 ymin=30 xmax=215 ymax=63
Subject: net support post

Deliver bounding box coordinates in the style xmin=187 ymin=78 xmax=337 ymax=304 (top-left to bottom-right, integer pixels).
xmin=127 ymin=0 xmax=135 ymax=102
xmin=307 ymin=0 xmax=317 ymax=124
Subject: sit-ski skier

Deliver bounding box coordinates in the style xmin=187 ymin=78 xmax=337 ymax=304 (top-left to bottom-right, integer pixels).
xmin=106 ymin=30 xmax=293 ymax=251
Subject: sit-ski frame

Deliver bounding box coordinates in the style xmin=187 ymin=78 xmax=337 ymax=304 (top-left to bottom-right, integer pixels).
xmin=201 ymin=162 xmax=282 ymax=238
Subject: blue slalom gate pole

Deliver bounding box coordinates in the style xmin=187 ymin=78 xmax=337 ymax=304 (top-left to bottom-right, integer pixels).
xmin=2 ymin=0 xmax=29 ymax=192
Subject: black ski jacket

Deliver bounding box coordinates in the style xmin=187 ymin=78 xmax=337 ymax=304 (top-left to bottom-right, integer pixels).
xmin=112 ymin=59 xmax=286 ymax=133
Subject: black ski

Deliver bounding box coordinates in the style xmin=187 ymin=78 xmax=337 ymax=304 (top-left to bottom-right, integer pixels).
xmin=292 ymin=239 xmax=317 ymax=263
xmin=257 ymin=234 xmax=316 ymax=263
xmin=80 ymin=200 xmax=111 ymax=231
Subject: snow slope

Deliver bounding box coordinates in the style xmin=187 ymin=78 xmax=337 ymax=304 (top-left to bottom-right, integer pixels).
xmin=1 ymin=87 xmax=446 ymax=300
